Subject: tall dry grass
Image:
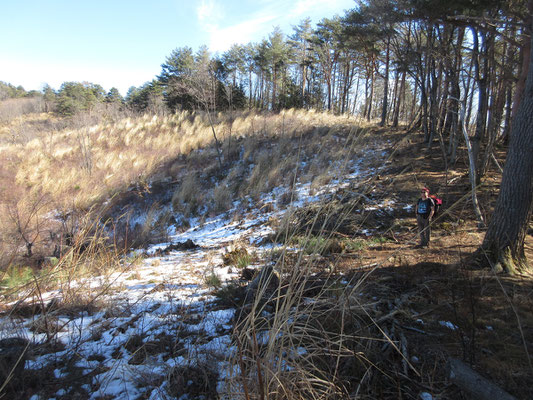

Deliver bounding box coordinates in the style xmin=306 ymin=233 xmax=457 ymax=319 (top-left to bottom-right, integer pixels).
xmin=4 ymin=110 xmax=351 ymax=210
xmin=0 ymin=107 xmax=419 ymax=398
xmin=215 ymin=122 xmax=395 ymax=399
xmin=222 ymin=188 xmax=398 ymax=399
xmin=0 ymin=109 xmax=359 ymax=265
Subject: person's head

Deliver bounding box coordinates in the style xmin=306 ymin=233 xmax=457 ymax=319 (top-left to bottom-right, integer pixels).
xmin=421 ymin=187 xmax=430 ymax=198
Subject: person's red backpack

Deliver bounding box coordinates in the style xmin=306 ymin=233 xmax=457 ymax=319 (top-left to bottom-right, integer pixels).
xmin=429 ymin=195 xmax=442 ymax=217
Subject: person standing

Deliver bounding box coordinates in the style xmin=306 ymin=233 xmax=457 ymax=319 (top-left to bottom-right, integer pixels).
xmin=416 ymin=187 xmax=435 ymax=248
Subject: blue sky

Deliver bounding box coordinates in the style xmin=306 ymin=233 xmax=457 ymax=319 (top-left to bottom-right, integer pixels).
xmin=0 ymin=0 xmax=354 ymax=95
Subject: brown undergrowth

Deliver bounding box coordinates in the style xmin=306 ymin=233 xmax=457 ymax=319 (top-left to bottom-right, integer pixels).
xmin=1 ymin=108 xmax=361 ymax=268
xmin=1 ymin=110 xmax=531 ymax=398
xmin=261 ymin=127 xmax=533 ymax=399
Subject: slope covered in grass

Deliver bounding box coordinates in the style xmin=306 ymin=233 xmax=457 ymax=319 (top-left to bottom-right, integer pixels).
xmin=0 ymin=109 xmax=362 ymax=266
xmin=1 ymin=109 xmax=532 ymax=399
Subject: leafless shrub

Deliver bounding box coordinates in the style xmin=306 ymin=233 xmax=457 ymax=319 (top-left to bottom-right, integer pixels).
xmin=0 ymin=98 xmax=44 ymax=123
xmin=2 ymin=191 xmax=51 ymax=260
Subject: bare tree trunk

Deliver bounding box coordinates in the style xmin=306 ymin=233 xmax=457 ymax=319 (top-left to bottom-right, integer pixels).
xmin=502 ymin=82 xmax=513 ymax=140
xmin=391 ymin=69 xmax=399 ymax=126
xmin=380 ymin=36 xmax=391 ymax=127
xmin=249 ymin=68 xmax=253 ymax=109
xmin=427 ymin=56 xmax=440 ymax=148
xmin=301 ymin=64 xmax=307 ymax=106
xmin=363 ymin=70 xmax=370 ymax=118
xmin=464 ymin=51 xmax=476 ymax=129
xmin=272 ymin=66 xmax=277 ymax=110
xmin=410 ymin=80 xmax=418 ymax=123
xmin=448 ymin=27 xmax=465 ymax=166
xmin=352 ymin=75 xmax=360 ymax=116
xmin=205 ymin=110 xmax=223 ymax=170
xmin=480 ymin=9 xmax=533 ymax=274
xmin=480 ymin=34 xmax=509 ymax=177
xmin=394 ymin=70 xmax=407 ymax=128
xmin=472 ymin=30 xmax=493 ymax=183
xmin=460 ymin=106 xmax=485 ymax=228
xmin=510 ymin=11 xmax=532 ymax=130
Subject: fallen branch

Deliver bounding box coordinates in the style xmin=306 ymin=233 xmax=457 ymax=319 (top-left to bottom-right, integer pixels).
xmin=448 ymin=358 xmax=517 ymax=400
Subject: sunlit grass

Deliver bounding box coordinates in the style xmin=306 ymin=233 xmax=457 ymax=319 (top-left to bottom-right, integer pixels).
xmin=4 ymin=109 xmax=351 ymax=211
xmin=1 ymin=108 xmax=362 ymax=268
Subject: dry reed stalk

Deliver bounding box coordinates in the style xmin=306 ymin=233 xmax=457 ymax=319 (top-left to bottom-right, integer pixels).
xmin=221 ymin=126 xmax=410 ymax=399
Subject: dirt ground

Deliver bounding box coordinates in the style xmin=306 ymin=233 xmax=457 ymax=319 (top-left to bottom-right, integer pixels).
xmin=334 ymin=128 xmax=533 ymax=399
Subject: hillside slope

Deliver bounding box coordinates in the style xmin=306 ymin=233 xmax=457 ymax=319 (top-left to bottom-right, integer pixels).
xmin=1 ymin=117 xmax=532 ymax=399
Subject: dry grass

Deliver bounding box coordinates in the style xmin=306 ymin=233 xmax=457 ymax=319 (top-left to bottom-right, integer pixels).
xmin=3 ymin=109 xmax=351 ymax=210
xmin=223 ymin=219 xmax=397 ymax=399
xmin=1 ymin=107 xmax=530 ymax=399
xmin=0 ymin=211 xmax=139 ymax=391
xmin=1 ymin=109 xmax=359 ymax=265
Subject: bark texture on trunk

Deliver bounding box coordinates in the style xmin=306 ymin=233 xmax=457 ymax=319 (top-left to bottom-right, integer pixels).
xmin=480 ymin=19 xmax=533 ymax=274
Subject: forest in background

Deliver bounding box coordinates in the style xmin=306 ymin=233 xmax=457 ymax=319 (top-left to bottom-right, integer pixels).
xmin=3 ymin=0 xmax=530 ymax=167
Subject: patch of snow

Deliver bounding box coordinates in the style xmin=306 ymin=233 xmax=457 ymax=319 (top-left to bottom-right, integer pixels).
xmin=439 ymin=321 xmax=458 ymax=330
xmin=1 ymin=138 xmax=392 ymax=399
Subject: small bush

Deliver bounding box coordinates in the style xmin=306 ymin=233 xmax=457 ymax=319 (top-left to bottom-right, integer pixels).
xmin=236 ymin=252 xmax=252 ymax=269
xmin=222 ymin=246 xmax=253 ymax=269
xmin=368 ymin=236 xmax=390 ymax=246
xmin=343 ymin=238 xmax=368 ymax=252
xmin=212 ymin=184 xmax=233 ymax=214
xmin=204 ymin=271 xmax=222 ymax=288
xmin=172 ymin=173 xmax=204 ymax=216
xmin=214 ymin=282 xmax=247 ymax=307
xmin=1 ymin=265 xmax=35 ymax=289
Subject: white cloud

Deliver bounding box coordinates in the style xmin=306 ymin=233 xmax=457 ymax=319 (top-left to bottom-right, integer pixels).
xmin=196 ymin=0 xmax=224 ymax=33
xmin=198 ymin=0 xmax=354 ymax=53
xmin=190 ymin=0 xmax=355 ymax=54
xmin=195 ymin=0 xmax=277 ymax=52
xmin=290 ymin=0 xmax=353 ymax=18
xmin=208 ymin=14 xmax=277 ymax=52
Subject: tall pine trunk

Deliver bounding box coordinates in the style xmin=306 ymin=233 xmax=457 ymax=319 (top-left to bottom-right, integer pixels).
xmin=480 ymin=11 xmax=533 ymax=274
xmin=380 ymin=36 xmax=391 ymax=126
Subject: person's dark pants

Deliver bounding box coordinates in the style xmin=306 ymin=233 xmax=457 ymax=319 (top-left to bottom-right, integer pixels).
xmin=417 ymin=214 xmax=431 ymax=246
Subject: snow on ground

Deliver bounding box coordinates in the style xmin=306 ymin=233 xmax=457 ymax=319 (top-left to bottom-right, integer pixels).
xmin=0 ymin=141 xmax=401 ymax=399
